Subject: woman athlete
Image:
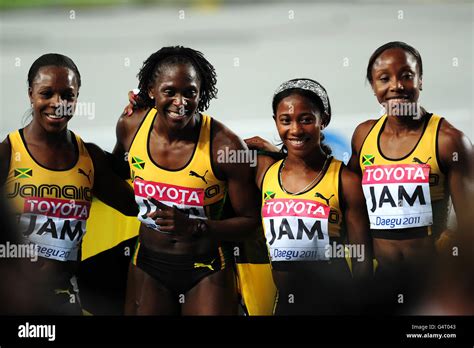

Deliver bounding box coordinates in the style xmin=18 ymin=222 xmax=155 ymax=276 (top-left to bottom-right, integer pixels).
xmin=0 ymin=53 xmax=138 ymax=315
xmin=250 ymin=79 xmax=371 ymax=314
xmin=114 ymin=46 xmax=260 ymax=315
xmin=348 ymin=41 xmax=473 ymax=312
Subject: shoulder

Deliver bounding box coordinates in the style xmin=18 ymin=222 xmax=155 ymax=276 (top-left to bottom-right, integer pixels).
xmin=437 ymin=118 xmax=473 ymax=166
xmin=339 ymin=164 xmax=364 ymax=207
xmin=0 ymin=136 xmax=12 ymax=161
xmin=340 ymin=164 xmax=361 ymax=187
xmin=354 ymin=118 xmax=378 ymax=134
xmin=258 ymin=154 xmax=278 ymax=171
xmin=84 ymin=142 xmax=106 ymax=162
xmin=438 ymin=118 xmax=470 ymax=147
xmin=116 ymin=108 xmax=150 ymax=143
xmin=209 ymin=117 xmax=253 ymax=180
xmin=0 ymin=136 xmax=11 ymax=152
xmin=256 ymin=154 xmax=279 ymax=190
xmin=351 ymin=119 xmax=378 ymax=150
xmin=210 ymin=117 xmax=246 ymax=151
xmin=0 ymin=137 xmax=12 ymax=184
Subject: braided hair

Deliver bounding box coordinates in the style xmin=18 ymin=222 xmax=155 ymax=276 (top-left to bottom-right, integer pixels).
xmin=136 ymin=46 xmax=217 ymax=111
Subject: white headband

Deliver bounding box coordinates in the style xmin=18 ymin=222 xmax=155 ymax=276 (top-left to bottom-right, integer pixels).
xmin=274 ymin=79 xmax=330 ymax=117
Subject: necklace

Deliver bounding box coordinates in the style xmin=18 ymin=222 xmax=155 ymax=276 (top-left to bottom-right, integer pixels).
xmin=279 ymin=156 xmax=329 ymax=195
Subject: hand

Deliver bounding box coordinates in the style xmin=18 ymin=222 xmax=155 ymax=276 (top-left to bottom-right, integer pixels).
xmin=121 ymin=89 xmax=140 ymax=117
xmin=244 ymin=136 xmax=279 ymax=152
xmin=146 ymin=196 xmax=196 ymax=236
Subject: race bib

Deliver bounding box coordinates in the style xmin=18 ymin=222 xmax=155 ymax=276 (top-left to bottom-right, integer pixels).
xmin=18 ymin=197 xmax=90 ymax=261
xmin=133 ymin=178 xmax=206 ymax=231
xmin=362 ymin=164 xmax=433 ymax=229
xmin=262 ymin=198 xmax=330 ymax=261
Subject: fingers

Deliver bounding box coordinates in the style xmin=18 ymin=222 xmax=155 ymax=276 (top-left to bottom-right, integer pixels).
xmin=244 ymin=137 xmax=259 ymax=149
xmin=244 ymin=137 xmax=268 ymax=150
xmin=244 ymin=136 xmax=262 ymax=144
xmin=132 ymin=88 xmax=140 ymax=96
xmin=247 ymin=137 xmax=279 ymax=152
xmin=157 ymin=223 xmax=174 ymax=232
xmin=128 ymin=91 xmax=137 ymax=106
xmin=149 ymin=214 xmax=176 ymax=233
xmin=123 ymin=90 xmax=140 ymax=117
xmin=145 ymin=197 xmax=190 ymax=234
xmin=122 ymin=104 xmax=134 ymax=117
xmin=147 ymin=208 xmax=171 ymax=220
xmin=146 ymin=197 xmax=172 ymax=220
xmin=147 ymin=196 xmax=170 ymax=210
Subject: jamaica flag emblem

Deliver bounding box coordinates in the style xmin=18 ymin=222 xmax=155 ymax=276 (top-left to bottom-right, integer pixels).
xmin=264 ymin=191 xmax=275 ymax=201
xmin=14 ymin=168 xmax=32 ymax=179
xmin=362 ymin=154 xmax=375 ymax=166
xmin=131 ymin=156 xmax=145 ymax=170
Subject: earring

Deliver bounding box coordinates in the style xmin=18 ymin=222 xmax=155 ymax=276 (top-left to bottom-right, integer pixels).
xmin=150 ymin=96 xmax=154 ymax=99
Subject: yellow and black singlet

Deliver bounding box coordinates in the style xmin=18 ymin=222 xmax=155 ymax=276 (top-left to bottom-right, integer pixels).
xmin=128 ymin=108 xmax=227 ymax=241
xmin=359 ymin=113 xmax=448 ymax=239
xmin=261 ymin=157 xmax=344 ymax=262
xmin=4 ymin=129 xmax=94 ymax=261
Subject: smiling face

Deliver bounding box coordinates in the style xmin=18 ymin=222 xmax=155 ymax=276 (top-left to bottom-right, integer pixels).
xmin=28 ymin=66 xmax=79 ymax=133
xmin=371 ymin=47 xmax=422 ymax=117
xmin=274 ymin=93 xmax=323 ymax=158
xmin=148 ymin=63 xmax=201 ymax=129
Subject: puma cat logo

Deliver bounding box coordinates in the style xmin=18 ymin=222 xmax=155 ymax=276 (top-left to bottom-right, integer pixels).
xmin=78 ymin=168 xmax=92 ymax=183
xmin=189 ymin=170 xmax=208 ymax=184
xmin=194 ymin=260 xmax=215 ymax=271
xmin=315 ymin=192 xmax=334 ymax=206
xmin=413 ymin=156 xmax=431 ymax=165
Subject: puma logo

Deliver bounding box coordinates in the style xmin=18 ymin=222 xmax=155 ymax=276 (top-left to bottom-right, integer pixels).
xmin=78 ymin=168 xmax=92 ymax=183
xmin=315 ymin=192 xmax=334 ymax=206
xmin=54 ymin=288 xmax=72 ymax=296
xmin=413 ymin=156 xmax=431 ymax=165
xmin=194 ymin=260 xmax=215 ymax=271
xmin=189 ymin=170 xmax=208 ymax=184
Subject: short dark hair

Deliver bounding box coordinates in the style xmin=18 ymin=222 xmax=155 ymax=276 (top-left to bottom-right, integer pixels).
xmin=366 ymin=41 xmax=423 ymax=83
xmin=28 ymin=53 xmax=81 ymax=88
xmin=137 ymin=46 xmax=217 ymax=112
